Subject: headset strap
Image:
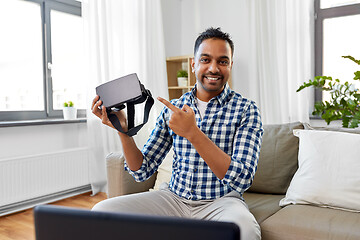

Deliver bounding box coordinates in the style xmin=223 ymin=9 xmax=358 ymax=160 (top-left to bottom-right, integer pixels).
xmin=106 ymin=85 xmax=154 ymax=137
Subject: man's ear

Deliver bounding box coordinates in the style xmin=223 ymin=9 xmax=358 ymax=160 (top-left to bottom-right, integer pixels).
xmin=191 ymin=58 xmax=195 ymax=73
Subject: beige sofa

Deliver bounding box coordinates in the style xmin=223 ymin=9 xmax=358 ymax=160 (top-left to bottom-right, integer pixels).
xmin=105 ymin=122 xmax=360 ymax=240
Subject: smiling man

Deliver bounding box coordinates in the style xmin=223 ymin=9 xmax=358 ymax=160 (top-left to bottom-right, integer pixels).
xmin=91 ymin=27 xmax=263 ymax=240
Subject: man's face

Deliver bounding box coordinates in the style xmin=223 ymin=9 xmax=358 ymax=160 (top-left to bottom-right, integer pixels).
xmin=191 ymin=38 xmax=233 ymax=97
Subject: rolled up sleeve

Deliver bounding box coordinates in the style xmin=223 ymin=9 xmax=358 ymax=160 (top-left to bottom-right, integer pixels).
xmin=221 ymin=102 xmax=263 ymax=194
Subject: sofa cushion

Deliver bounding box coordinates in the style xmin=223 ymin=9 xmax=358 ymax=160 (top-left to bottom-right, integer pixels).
xmin=279 ymin=129 xmax=360 ymax=212
xmin=260 ymin=204 xmax=360 ymax=240
xmin=247 ymin=122 xmax=304 ymax=194
xmin=243 ymin=192 xmax=284 ymax=224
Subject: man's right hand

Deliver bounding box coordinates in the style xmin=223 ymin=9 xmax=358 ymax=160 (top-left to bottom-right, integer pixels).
xmin=91 ymin=95 xmax=128 ymax=132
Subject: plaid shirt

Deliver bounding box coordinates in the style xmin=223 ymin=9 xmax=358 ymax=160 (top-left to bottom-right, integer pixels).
xmin=125 ymin=84 xmax=263 ymax=200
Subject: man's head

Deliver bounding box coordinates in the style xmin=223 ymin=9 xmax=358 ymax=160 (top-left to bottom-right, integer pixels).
xmin=191 ymin=27 xmax=234 ymax=101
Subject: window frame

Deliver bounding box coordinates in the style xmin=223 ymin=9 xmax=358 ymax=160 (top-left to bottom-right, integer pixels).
xmin=0 ymin=0 xmax=84 ymax=122
xmin=314 ymin=0 xmax=360 ymax=102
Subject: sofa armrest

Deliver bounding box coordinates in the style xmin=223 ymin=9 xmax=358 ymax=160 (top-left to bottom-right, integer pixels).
xmin=106 ymin=152 xmax=157 ymax=198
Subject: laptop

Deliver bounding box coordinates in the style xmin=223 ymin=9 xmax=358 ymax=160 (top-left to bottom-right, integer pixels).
xmin=34 ymin=205 xmax=240 ymax=240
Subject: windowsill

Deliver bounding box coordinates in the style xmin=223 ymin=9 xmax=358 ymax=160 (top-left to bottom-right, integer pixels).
xmin=309 ymin=115 xmax=322 ymax=120
xmin=0 ymin=118 xmax=87 ymax=128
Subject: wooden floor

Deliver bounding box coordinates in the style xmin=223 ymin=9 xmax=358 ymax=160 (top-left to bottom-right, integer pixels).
xmin=0 ymin=192 xmax=107 ymax=240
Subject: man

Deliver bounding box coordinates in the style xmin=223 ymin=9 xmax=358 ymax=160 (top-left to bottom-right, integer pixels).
xmin=91 ymin=27 xmax=263 ymax=239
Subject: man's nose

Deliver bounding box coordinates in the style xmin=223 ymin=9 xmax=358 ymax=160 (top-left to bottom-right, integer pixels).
xmin=208 ymin=60 xmax=219 ymax=73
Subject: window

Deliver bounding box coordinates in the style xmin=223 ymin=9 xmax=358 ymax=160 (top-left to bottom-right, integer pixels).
xmin=315 ymin=0 xmax=360 ymax=103
xmin=0 ymin=0 xmax=85 ymax=122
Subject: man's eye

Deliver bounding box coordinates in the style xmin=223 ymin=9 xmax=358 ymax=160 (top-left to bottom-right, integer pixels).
xmin=200 ymin=58 xmax=209 ymax=63
xmin=219 ymin=60 xmax=229 ymax=65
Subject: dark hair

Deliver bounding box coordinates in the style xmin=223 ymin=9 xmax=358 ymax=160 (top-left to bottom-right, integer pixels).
xmin=194 ymin=27 xmax=234 ymax=57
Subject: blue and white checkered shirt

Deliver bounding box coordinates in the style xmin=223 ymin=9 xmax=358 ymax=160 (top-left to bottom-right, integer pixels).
xmin=125 ymin=84 xmax=263 ymax=200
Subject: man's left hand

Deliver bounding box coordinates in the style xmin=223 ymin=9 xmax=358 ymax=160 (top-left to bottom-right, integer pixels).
xmin=157 ymin=97 xmax=199 ymax=140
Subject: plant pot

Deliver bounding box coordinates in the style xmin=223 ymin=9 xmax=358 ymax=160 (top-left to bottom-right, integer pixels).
xmin=177 ymin=77 xmax=188 ymax=87
xmin=63 ymin=107 xmax=77 ymax=120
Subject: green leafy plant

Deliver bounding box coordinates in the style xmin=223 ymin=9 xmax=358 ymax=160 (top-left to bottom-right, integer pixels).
xmin=297 ymin=55 xmax=360 ymax=128
xmin=63 ymin=101 xmax=74 ymax=108
xmin=177 ymin=69 xmax=188 ymax=78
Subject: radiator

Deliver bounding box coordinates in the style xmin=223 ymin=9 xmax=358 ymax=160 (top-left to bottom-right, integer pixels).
xmin=0 ymin=148 xmax=91 ymax=215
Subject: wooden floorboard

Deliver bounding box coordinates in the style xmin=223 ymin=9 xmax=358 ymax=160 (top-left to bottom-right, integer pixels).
xmin=0 ymin=192 xmax=107 ymax=240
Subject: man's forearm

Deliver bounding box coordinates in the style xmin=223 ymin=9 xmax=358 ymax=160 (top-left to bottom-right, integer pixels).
xmin=118 ymin=132 xmax=144 ymax=171
xmin=188 ymin=128 xmax=231 ymax=179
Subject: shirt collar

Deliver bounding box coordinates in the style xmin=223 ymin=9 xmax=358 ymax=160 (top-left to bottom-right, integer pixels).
xmin=190 ymin=83 xmax=231 ymax=106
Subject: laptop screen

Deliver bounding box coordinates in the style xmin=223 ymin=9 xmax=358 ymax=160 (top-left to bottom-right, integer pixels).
xmin=34 ymin=205 xmax=240 ymax=240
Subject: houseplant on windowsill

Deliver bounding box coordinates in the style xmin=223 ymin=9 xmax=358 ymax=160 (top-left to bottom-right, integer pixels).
xmin=177 ymin=69 xmax=188 ymax=87
xmin=63 ymin=101 xmax=77 ymax=120
xmin=297 ymin=55 xmax=360 ymax=128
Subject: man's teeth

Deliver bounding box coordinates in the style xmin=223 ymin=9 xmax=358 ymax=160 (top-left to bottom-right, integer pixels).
xmin=207 ymin=77 xmax=219 ymax=80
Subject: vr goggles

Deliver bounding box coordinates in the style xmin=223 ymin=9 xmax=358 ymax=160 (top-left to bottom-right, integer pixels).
xmin=96 ymin=73 xmax=154 ymax=136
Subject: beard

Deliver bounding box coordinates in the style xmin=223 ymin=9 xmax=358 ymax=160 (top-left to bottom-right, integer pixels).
xmin=197 ymin=73 xmax=227 ymax=92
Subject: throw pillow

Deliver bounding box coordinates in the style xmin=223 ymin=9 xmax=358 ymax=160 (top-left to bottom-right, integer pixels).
xmin=279 ymin=129 xmax=360 ymax=212
xmin=248 ymin=122 xmax=304 ymax=194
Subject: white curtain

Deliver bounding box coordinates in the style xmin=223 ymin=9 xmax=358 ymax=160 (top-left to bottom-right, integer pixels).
xmin=246 ymin=0 xmax=314 ymax=124
xmin=82 ymin=0 xmax=168 ymax=194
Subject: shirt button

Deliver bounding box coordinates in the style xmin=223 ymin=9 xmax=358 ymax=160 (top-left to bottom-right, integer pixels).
xmin=194 ymin=168 xmax=197 ymax=172
xmin=191 ymin=190 xmax=195 ymax=193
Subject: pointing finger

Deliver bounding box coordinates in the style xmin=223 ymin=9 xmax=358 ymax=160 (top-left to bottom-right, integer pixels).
xmin=157 ymin=97 xmax=181 ymax=113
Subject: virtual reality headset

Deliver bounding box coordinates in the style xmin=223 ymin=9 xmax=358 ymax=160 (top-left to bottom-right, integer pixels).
xmin=96 ymin=73 xmax=154 ymax=136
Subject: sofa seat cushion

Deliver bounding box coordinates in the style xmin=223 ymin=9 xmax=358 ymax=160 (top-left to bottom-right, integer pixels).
xmin=243 ymin=192 xmax=284 ymax=224
xmin=260 ymin=204 xmax=360 ymax=240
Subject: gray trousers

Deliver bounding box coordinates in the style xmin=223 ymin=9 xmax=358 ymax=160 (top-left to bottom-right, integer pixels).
xmin=92 ymin=185 xmax=261 ymax=240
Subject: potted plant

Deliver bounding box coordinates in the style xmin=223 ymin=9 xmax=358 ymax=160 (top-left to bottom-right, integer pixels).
xmin=297 ymin=55 xmax=360 ymax=128
xmin=177 ymin=69 xmax=188 ymax=87
xmin=63 ymin=101 xmax=77 ymax=120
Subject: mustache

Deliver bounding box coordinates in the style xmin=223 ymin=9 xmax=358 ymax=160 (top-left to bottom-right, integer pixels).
xmin=202 ymin=72 xmax=223 ymax=78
